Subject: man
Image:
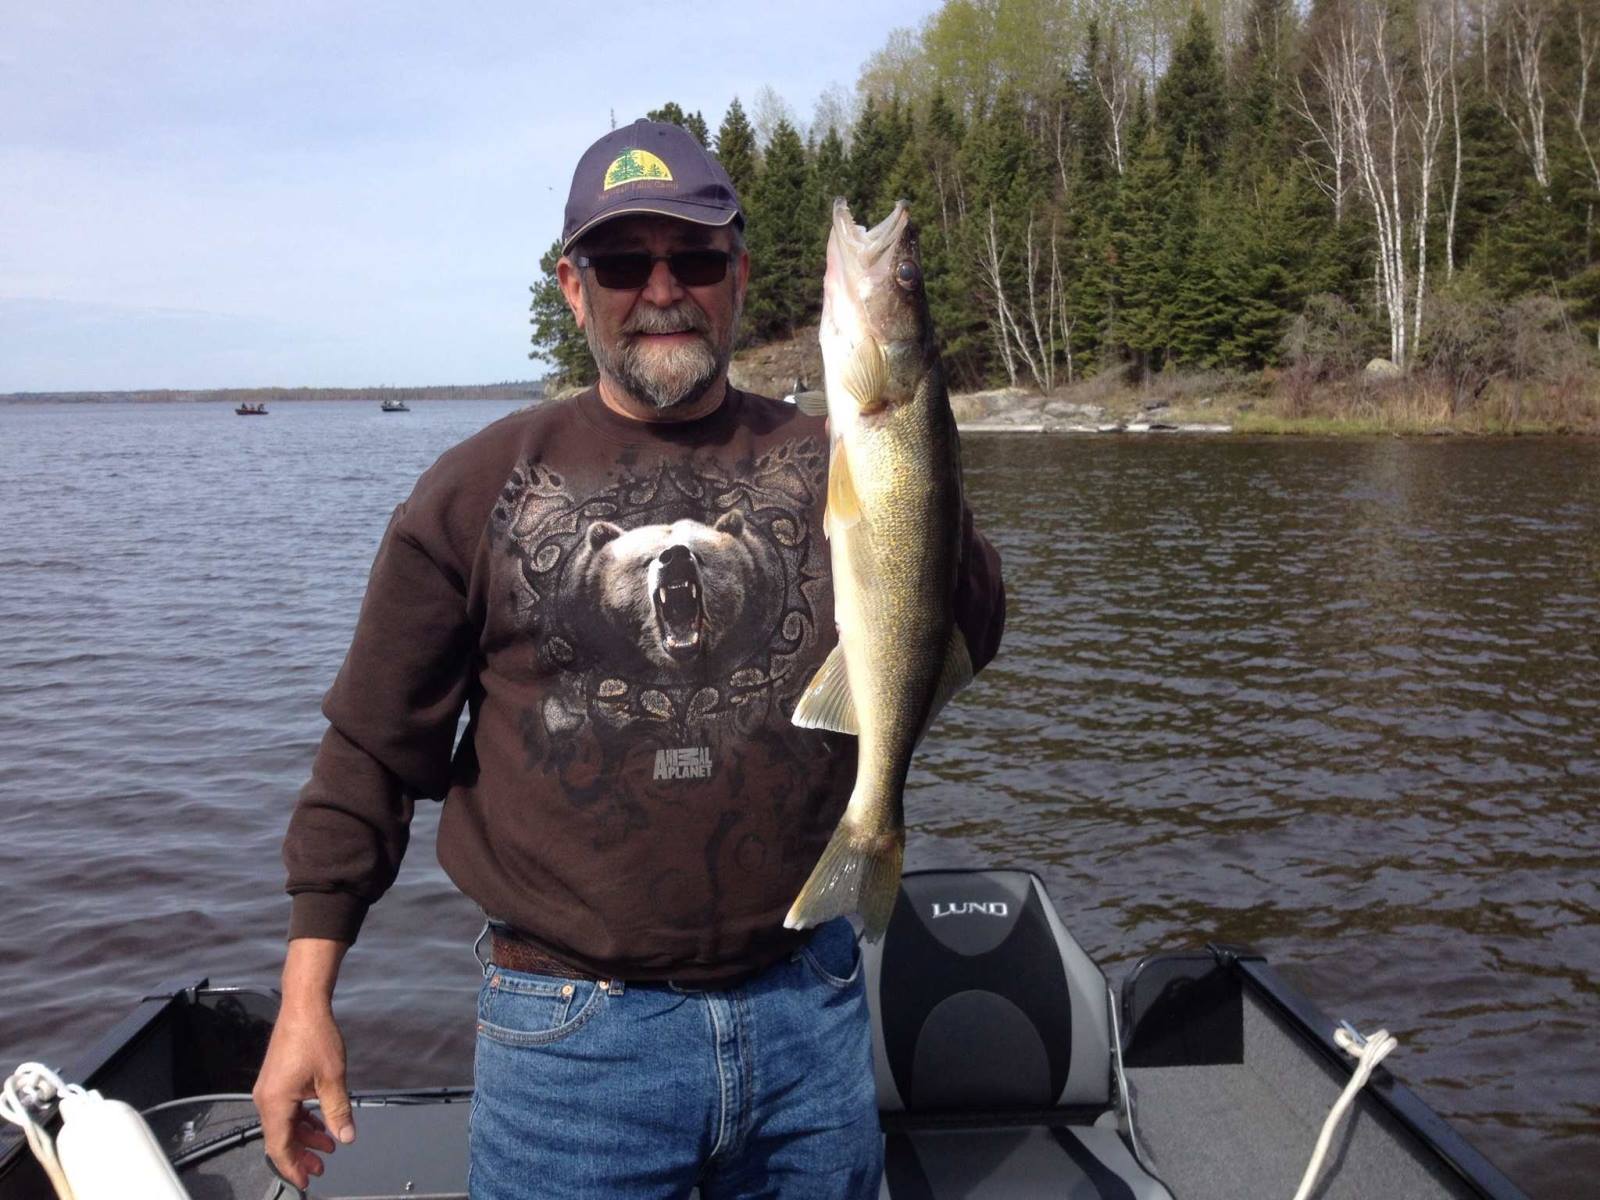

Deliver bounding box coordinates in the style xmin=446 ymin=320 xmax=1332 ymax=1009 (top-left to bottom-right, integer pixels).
xmin=252 ymin=119 xmax=1005 ymax=1198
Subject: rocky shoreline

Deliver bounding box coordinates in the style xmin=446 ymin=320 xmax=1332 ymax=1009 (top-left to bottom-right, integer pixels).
xmin=949 ymin=386 xmax=1231 ymax=433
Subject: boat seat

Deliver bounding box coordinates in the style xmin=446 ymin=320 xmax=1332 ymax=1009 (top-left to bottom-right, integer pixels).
xmin=864 ymin=869 xmax=1173 ymax=1200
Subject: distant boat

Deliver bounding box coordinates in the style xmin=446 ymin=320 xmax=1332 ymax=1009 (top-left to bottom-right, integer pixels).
xmin=234 ymin=403 xmax=268 ymax=415
xmin=381 ymin=399 xmax=410 ymax=413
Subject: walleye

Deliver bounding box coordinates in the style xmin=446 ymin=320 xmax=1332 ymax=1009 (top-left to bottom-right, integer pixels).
xmin=786 ymin=199 xmax=973 ymax=939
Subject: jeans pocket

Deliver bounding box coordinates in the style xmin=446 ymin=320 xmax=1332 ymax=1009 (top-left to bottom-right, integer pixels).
xmin=798 ymin=918 xmax=863 ymax=990
xmin=477 ymin=969 xmax=606 ymax=1047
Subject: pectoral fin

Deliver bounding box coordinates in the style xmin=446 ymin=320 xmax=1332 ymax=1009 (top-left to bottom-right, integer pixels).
xmin=790 ymin=644 xmax=858 ymax=735
xmin=844 ymin=338 xmax=888 ymax=413
xmin=824 ymin=438 xmax=862 ymax=538
xmin=792 ymin=390 xmax=829 ymax=416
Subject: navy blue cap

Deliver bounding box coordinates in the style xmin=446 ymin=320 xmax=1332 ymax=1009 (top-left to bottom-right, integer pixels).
xmin=561 ymin=119 xmax=744 ymax=254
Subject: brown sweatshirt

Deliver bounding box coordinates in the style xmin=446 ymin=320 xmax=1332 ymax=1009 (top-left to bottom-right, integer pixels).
xmin=283 ymin=386 xmax=1005 ymax=983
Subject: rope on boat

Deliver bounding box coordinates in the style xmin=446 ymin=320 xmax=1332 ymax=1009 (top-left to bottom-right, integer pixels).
xmin=1291 ymin=1022 xmax=1398 ymax=1200
xmin=2 ymin=1061 xmax=190 ymax=1200
xmin=1 ymin=1063 xmax=81 ymax=1199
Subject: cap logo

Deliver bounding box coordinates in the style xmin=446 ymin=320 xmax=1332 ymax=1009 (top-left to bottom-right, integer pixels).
xmin=603 ymin=149 xmax=673 ymax=191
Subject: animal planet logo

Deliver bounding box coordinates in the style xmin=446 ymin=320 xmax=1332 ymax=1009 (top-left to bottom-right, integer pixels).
xmin=654 ymin=746 xmax=712 ymax=781
xmin=930 ymin=901 xmax=1009 ymax=919
xmin=604 ymin=149 xmax=674 ymax=190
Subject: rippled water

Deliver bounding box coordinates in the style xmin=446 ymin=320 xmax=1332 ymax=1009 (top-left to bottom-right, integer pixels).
xmin=1 ymin=402 xmax=1595 ymax=1198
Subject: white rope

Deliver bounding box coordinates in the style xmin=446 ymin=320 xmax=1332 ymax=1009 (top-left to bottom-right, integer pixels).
xmin=1 ymin=1063 xmax=84 ymax=1200
xmin=1291 ymin=1023 xmax=1398 ymax=1200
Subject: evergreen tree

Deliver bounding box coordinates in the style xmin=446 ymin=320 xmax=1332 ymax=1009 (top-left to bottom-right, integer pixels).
xmin=1155 ymin=6 xmax=1228 ymax=172
xmin=715 ymin=98 xmax=759 ymax=206
xmin=646 ymin=102 xmax=710 ymax=147
xmin=1076 ymin=21 xmax=1114 ymax=187
xmin=1230 ymin=0 xmax=1295 ymax=169
xmin=528 ymin=240 xmax=594 ymax=386
xmin=745 ymin=119 xmax=814 ymax=340
xmin=1109 ymin=128 xmax=1176 ymax=375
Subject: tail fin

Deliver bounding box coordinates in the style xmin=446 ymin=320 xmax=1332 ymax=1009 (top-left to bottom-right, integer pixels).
xmin=783 ymin=821 xmax=904 ymax=941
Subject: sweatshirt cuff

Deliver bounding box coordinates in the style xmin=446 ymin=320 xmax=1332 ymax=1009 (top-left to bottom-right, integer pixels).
xmin=287 ymin=890 xmax=370 ymax=943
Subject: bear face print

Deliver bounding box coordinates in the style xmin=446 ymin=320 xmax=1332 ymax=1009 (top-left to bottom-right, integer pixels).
xmin=566 ymin=509 xmax=785 ymax=681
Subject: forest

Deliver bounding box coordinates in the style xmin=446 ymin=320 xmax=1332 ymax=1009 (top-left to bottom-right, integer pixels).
xmin=530 ymin=0 xmax=1600 ymax=431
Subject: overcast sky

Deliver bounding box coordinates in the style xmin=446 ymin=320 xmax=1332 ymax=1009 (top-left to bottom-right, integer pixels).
xmin=0 ymin=0 xmax=930 ymax=392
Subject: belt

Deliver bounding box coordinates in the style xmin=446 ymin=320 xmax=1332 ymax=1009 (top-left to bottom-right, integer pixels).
xmin=488 ymin=931 xmax=596 ymax=981
xmin=485 ymin=928 xmax=766 ymax=990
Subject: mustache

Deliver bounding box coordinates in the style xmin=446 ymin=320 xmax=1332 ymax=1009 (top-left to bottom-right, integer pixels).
xmin=624 ymin=304 xmax=711 ymax=337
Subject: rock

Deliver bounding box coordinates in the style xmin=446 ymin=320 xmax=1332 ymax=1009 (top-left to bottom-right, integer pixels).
xmin=1043 ymin=400 xmax=1105 ymax=420
xmin=1141 ymin=399 xmax=1171 ymax=413
xmin=1364 ymin=357 xmax=1403 ymax=379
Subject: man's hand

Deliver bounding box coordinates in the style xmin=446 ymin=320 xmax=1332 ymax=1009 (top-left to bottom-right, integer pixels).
xmin=252 ymin=938 xmax=354 ymax=1189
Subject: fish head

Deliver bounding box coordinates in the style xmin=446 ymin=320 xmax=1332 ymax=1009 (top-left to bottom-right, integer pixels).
xmin=822 ymin=199 xmax=932 ymax=416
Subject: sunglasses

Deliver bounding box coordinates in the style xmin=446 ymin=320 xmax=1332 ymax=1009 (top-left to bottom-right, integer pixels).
xmin=576 ymin=249 xmax=733 ymax=290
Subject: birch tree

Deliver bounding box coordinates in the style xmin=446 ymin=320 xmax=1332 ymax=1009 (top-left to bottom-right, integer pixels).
xmin=1305 ymin=3 xmax=1449 ymax=370
xmin=1492 ymin=0 xmax=1552 ymax=192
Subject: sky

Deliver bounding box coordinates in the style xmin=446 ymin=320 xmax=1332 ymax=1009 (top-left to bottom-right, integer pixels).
xmin=0 ymin=0 xmax=932 ymax=392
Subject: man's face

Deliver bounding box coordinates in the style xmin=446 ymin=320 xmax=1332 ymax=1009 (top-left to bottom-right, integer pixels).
xmin=558 ymin=215 xmax=749 ymax=410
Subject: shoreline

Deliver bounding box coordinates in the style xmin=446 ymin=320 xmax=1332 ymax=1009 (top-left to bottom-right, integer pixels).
xmin=947 ymin=385 xmax=1600 ymax=438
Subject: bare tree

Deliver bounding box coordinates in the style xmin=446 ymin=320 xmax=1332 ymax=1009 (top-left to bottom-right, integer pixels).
xmin=977 ymin=205 xmax=1021 ymax=386
xmin=1446 ymin=0 xmax=1465 ymax=279
xmin=1492 ymin=0 xmax=1553 ymax=190
xmin=1092 ymin=8 xmax=1137 ymax=176
xmin=1293 ymin=33 xmax=1352 ymax=223
xmin=1305 ymin=3 xmax=1447 ymax=370
xmin=1564 ymin=6 xmax=1600 ymax=257
xmin=1413 ymin=0 xmax=1451 ymax=353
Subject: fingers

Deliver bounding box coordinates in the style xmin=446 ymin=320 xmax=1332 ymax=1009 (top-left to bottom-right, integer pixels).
xmin=295 ymin=1110 xmax=337 ymax=1155
xmin=258 ymin=1095 xmax=316 ymax=1189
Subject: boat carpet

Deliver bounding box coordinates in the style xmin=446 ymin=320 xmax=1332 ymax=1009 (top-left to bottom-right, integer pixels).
xmin=1125 ymin=989 xmax=1484 ymax=1200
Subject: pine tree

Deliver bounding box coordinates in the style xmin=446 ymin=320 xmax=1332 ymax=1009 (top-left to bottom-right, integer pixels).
xmin=1076 ymin=21 xmax=1114 ymax=187
xmin=745 ymin=119 xmax=814 ymax=340
xmin=1155 ymin=6 xmax=1228 ymax=172
xmin=1230 ymin=0 xmax=1295 ymax=170
xmin=715 ymin=98 xmax=759 ymax=206
xmin=1109 ymin=128 xmax=1175 ymax=375
xmin=647 ymin=102 xmax=710 ymax=148
xmin=528 ymin=240 xmax=594 ymax=386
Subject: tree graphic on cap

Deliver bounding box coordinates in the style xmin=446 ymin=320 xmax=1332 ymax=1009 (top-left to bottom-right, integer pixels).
xmin=604 ymin=149 xmax=674 ymax=190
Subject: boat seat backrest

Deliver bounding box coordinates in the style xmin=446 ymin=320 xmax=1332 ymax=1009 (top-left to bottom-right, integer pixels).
xmin=863 ymin=869 xmax=1112 ymax=1114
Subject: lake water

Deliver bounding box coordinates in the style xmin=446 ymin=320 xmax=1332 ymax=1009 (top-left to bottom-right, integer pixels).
xmin=0 ymin=400 xmax=1595 ymax=1197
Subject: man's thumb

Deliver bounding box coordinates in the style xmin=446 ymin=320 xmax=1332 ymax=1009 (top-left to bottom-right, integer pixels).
xmin=318 ymin=1080 xmax=356 ymax=1144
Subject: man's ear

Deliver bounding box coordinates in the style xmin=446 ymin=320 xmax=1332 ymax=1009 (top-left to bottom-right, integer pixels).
xmin=733 ymin=248 xmax=751 ymax=309
xmin=557 ymin=256 xmax=587 ymax=329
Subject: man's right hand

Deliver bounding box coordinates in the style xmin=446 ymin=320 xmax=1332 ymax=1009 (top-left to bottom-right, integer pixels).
xmin=252 ymin=938 xmax=355 ymax=1189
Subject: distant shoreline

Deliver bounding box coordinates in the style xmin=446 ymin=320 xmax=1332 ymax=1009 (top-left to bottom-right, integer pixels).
xmin=0 ymin=382 xmax=545 ymax=405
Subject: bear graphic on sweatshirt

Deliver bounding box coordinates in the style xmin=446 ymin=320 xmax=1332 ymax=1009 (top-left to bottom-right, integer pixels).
xmin=566 ymin=509 xmax=784 ymax=679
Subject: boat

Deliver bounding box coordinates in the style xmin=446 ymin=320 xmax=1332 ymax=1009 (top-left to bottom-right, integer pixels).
xmin=233 ymin=403 xmax=268 ymax=416
xmin=380 ymin=400 xmax=409 ymax=413
xmin=0 ymin=868 xmax=1529 ymax=1200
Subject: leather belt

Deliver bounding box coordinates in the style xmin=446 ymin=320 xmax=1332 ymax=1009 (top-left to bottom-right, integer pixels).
xmin=488 ymin=932 xmax=596 ymax=981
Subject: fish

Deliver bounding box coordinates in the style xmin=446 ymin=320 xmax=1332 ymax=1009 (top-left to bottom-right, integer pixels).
xmin=786 ymin=198 xmax=973 ymax=939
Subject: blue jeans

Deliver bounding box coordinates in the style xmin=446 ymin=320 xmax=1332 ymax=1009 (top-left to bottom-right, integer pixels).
xmin=468 ymin=917 xmax=883 ymax=1198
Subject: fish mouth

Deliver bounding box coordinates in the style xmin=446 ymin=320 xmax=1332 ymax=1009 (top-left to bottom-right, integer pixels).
xmin=832 ymin=198 xmax=908 ymax=271
xmin=653 ymin=550 xmax=703 ymax=659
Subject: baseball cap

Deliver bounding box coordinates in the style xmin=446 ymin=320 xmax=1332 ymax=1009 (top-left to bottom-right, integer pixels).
xmin=561 ymin=119 xmax=744 ymax=254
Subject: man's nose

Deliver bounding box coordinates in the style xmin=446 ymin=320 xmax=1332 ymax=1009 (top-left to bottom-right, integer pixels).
xmin=640 ymin=257 xmax=685 ymax=307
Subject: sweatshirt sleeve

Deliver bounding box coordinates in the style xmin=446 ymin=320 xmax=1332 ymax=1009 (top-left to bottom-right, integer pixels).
xmin=283 ymin=498 xmax=480 ymax=943
xmin=954 ymin=503 xmax=1006 ymax=674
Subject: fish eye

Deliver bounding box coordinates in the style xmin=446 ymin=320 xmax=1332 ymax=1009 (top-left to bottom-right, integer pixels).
xmin=895 ymin=260 xmax=921 ymax=289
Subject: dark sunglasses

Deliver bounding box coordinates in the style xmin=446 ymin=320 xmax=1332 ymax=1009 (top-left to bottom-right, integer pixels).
xmin=576 ymin=249 xmax=733 ymax=290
